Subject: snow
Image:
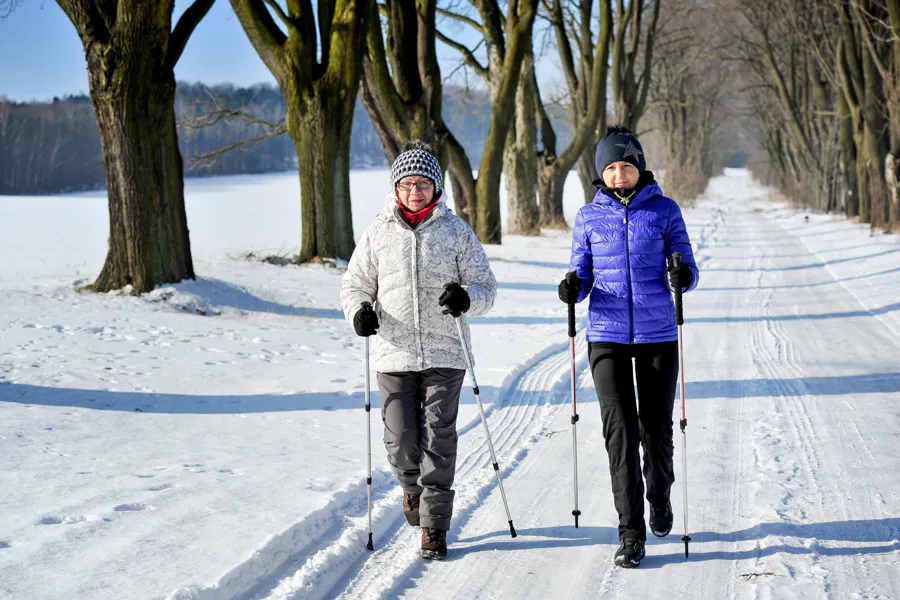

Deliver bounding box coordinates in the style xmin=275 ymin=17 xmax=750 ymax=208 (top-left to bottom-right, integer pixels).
xmin=1 ymin=168 xmax=899 ymax=599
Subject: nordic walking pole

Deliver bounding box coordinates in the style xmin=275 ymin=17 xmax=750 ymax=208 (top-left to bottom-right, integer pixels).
xmin=361 ymin=301 xmax=375 ymax=551
xmin=452 ymin=310 xmax=517 ymax=538
xmin=671 ymin=253 xmax=691 ymax=559
xmin=566 ymin=272 xmax=581 ymax=528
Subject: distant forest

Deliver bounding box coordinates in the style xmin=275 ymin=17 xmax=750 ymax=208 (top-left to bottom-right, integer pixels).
xmin=0 ymin=82 xmax=572 ymax=195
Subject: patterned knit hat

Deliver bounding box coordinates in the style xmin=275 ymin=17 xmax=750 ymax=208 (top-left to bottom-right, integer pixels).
xmin=390 ymin=144 xmax=443 ymax=196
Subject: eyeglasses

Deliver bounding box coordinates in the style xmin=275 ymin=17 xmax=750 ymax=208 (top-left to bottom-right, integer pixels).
xmin=396 ymin=180 xmax=434 ymax=192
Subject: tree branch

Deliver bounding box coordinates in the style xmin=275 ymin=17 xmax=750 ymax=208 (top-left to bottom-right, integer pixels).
xmin=436 ymin=6 xmax=483 ymax=31
xmin=436 ymin=29 xmax=490 ymax=81
xmin=851 ymin=0 xmax=891 ymax=80
xmin=55 ymin=0 xmax=112 ymax=45
xmin=0 ymin=0 xmax=22 ymax=19
xmin=548 ymin=0 xmax=579 ymax=103
xmin=262 ymin=0 xmax=291 ymax=26
xmin=184 ymin=129 xmax=288 ymax=171
xmin=229 ymin=0 xmax=289 ymax=78
xmin=168 ymin=0 xmax=216 ymax=69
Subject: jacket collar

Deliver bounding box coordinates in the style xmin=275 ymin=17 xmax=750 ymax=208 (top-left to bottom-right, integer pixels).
xmin=382 ymin=198 xmax=451 ymax=230
xmin=591 ymin=170 xmax=660 ymax=209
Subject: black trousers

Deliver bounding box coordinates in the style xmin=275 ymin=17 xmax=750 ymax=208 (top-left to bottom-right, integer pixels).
xmin=588 ymin=340 xmax=679 ymax=541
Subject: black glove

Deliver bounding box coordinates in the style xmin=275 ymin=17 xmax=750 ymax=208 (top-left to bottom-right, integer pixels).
xmin=438 ymin=282 xmax=470 ymax=316
xmin=667 ymin=261 xmax=693 ymax=292
xmin=558 ymin=271 xmax=582 ymax=304
xmin=353 ymin=303 xmax=379 ymax=337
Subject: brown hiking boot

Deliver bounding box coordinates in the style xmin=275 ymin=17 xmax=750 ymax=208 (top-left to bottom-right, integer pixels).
xmin=403 ymin=491 xmax=421 ymax=526
xmin=420 ymin=527 xmax=447 ymax=560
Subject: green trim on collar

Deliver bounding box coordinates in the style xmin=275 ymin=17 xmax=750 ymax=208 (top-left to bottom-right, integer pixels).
xmin=614 ymin=190 xmax=636 ymax=206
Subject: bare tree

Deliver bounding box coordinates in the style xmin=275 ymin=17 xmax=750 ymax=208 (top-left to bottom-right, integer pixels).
xmin=55 ymin=0 xmax=214 ymax=293
xmin=650 ymin=0 xmax=728 ymax=202
xmin=436 ymin=0 xmax=539 ymax=243
xmin=229 ymin=0 xmax=368 ymax=262
xmin=610 ymin=0 xmax=661 ymax=129
xmin=536 ymin=0 xmax=613 ymax=217
xmin=722 ymin=0 xmax=899 ymax=229
xmin=567 ymin=0 xmax=659 ymax=204
xmin=359 ymin=0 xmax=476 ymax=223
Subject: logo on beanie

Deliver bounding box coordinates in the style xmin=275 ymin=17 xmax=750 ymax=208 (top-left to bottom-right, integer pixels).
xmin=615 ymin=140 xmax=643 ymax=160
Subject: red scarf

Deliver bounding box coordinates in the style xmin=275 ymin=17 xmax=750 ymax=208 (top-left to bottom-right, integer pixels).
xmin=398 ymin=198 xmax=438 ymax=229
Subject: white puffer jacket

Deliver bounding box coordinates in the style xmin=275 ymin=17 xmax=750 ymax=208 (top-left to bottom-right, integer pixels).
xmin=340 ymin=201 xmax=497 ymax=373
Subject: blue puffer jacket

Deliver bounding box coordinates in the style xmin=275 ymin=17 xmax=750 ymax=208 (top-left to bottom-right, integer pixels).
xmin=570 ymin=177 xmax=699 ymax=344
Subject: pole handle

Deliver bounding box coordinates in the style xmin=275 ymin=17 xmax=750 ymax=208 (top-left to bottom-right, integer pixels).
xmin=361 ymin=300 xmax=372 ymax=309
xmin=671 ymin=253 xmax=684 ymax=326
xmin=566 ymin=272 xmax=578 ymax=338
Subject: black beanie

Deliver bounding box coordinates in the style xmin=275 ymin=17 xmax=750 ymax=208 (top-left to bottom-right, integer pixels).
xmin=594 ymin=128 xmax=646 ymax=178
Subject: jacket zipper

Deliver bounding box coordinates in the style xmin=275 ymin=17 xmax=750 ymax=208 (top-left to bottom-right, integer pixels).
xmin=398 ymin=205 xmax=441 ymax=371
xmin=410 ymin=228 xmax=425 ymax=370
xmin=624 ymin=204 xmax=634 ymax=343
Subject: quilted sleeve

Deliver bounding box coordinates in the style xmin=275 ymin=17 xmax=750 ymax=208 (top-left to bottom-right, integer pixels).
xmin=570 ymin=207 xmax=595 ymax=303
xmin=340 ymin=225 xmax=379 ymax=324
xmin=665 ymin=201 xmax=699 ymax=293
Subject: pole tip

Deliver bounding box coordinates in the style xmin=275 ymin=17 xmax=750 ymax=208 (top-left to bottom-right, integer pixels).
xmin=682 ymin=535 xmax=691 ymax=558
xmin=366 ymin=533 xmax=374 ymax=551
xmin=572 ymin=509 xmax=581 ymax=528
xmin=509 ymin=521 xmax=517 ymax=538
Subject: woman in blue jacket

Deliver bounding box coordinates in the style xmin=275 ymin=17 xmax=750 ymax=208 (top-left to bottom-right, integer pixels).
xmin=558 ymin=126 xmax=699 ymax=568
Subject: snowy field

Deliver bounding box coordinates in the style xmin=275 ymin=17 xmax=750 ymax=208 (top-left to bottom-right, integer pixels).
xmin=1 ymin=168 xmax=899 ymax=599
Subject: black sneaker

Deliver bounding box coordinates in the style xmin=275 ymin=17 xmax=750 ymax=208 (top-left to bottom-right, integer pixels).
xmin=649 ymin=499 xmax=673 ymax=538
xmin=420 ymin=527 xmax=447 ymax=560
xmin=403 ymin=491 xmax=420 ymax=527
xmin=614 ymin=539 xmax=645 ymax=568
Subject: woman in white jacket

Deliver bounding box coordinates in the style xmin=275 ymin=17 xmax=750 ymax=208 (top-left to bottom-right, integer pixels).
xmin=340 ymin=141 xmax=497 ymax=560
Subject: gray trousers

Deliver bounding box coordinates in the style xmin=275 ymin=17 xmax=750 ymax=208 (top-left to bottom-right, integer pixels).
xmin=377 ymin=367 xmax=466 ymax=530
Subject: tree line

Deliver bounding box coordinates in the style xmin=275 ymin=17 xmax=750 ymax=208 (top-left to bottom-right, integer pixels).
xmin=0 ymin=81 xmax=539 ymax=194
xmin=2 ymin=0 xmax=794 ymax=295
xmin=724 ymin=0 xmax=900 ymax=230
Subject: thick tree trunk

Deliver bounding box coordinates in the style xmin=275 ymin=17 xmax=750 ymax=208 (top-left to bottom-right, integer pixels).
xmin=230 ymin=0 xmax=366 ymax=264
xmin=291 ymin=91 xmax=355 ymax=263
xmin=887 ymin=0 xmax=900 ymax=228
xmin=473 ymin=0 xmax=539 ymax=244
xmin=79 ymin=34 xmax=196 ymax=294
xmin=56 ymin=0 xmax=211 ymax=294
xmin=505 ymin=52 xmax=539 ymax=236
xmin=538 ymin=165 xmax=568 ymax=229
xmin=852 ymin=115 xmax=872 ymax=224
xmin=575 ymin=145 xmax=598 ymax=205
xmin=445 ymin=131 xmax=476 ymax=227
xmin=839 ymin=93 xmax=859 ymax=218
xmin=861 ymin=35 xmax=890 ymax=231
xmin=90 ymin=81 xmax=194 ymax=293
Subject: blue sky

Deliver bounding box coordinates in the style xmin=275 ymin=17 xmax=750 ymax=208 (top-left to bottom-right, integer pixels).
xmin=0 ymin=1 xmax=562 ymax=102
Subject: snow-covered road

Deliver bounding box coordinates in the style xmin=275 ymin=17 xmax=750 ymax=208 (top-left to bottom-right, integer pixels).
xmin=2 ymin=170 xmax=899 ymax=599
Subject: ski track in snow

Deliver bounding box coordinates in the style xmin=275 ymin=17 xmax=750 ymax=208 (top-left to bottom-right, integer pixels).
xmin=164 ymin=335 xmax=587 ymax=600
